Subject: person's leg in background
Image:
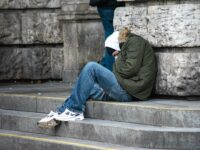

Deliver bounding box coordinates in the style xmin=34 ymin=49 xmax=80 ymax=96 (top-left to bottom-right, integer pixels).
xmin=97 ymin=7 xmax=115 ymax=71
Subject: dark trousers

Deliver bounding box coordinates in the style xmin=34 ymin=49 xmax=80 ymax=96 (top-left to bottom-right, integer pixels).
xmin=98 ymin=7 xmax=115 ymax=71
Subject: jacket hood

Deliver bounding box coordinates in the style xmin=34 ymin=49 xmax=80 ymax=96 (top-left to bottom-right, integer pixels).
xmin=118 ymin=27 xmax=131 ymax=43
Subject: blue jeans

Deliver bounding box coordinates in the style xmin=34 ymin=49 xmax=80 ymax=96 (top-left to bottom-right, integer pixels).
xmin=57 ymin=62 xmax=134 ymax=113
xmin=98 ymin=7 xmax=115 ymax=71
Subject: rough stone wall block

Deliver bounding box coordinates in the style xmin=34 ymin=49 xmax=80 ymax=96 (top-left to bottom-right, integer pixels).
xmin=114 ymin=6 xmax=148 ymax=38
xmin=155 ymin=52 xmax=200 ymax=96
xmin=0 ymin=0 xmax=61 ymax=9
xmin=147 ymin=4 xmax=200 ymax=47
xmin=51 ymin=48 xmax=64 ymax=79
xmin=61 ymin=0 xmax=96 ymax=12
xmin=0 ymin=13 xmax=21 ymax=44
xmin=22 ymin=48 xmax=51 ymax=79
xmin=22 ymin=47 xmax=63 ymax=79
xmin=0 ymin=48 xmax=23 ymax=79
xmin=0 ymin=47 xmax=63 ymax=80
xmin=22 ymin=13 xmax=62 ymax=44
xmin=114 ymin=4 xmax=200 ymax=47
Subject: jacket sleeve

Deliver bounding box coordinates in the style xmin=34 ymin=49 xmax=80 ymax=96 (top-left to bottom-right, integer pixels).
xmin=115 ymin=38 xmax=144 ymax=78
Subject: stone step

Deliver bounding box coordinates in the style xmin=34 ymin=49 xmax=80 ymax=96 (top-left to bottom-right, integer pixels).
xmin=0 ymin=129 xmax=138 ymax=150
xmin=0 ymin=93 xmax=200 ymax=128
xmin=0 ymin=109 xmax=199 ymax=149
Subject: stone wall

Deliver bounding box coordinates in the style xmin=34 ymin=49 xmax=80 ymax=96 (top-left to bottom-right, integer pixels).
xmin=1 ymin=0 xmax=199 ymax=97
xmin=114 ymin=0 xmax=200 ymax=96
xmin=0 ymin=0 xmax=63 ymax=80
xmin=0 ymin=0 xmax=104 ymax=81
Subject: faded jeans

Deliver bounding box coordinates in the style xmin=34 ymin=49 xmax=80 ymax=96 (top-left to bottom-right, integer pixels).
xmin=57 ymin=62 xmax=134 ymax=113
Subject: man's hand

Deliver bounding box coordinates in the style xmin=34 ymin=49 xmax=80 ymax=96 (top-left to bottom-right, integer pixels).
xmin=112 ymin=50 xmax=119 ymax=57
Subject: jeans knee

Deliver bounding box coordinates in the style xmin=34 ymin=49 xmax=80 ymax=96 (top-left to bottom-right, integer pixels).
xmin=84 ymin=62 xmax=98 ymax=71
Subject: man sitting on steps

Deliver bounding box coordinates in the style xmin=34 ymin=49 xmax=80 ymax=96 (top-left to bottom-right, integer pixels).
xmin=37 ymin=27 xmax=156 ymax=129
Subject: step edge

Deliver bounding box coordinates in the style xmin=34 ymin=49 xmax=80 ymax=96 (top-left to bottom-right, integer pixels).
xmin=0 ymin=93 xmax=200 ymax=111
xmin=1 ymin=109 xmax=200 ymax=132
xmin=0 ymin=129 xmax=137 ymax=150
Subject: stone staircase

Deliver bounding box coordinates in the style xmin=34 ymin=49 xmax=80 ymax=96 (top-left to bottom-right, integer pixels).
xmin=0 ymin=82 xmax=199 ymax=149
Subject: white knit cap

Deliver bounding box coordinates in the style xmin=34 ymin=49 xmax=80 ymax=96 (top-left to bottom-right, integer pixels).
xmin=105 ymin=31 xmax=120 ymax=51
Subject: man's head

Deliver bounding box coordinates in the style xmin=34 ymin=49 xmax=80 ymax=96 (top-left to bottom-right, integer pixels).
xmin=105 ymin=27 xmax=131 ymax=56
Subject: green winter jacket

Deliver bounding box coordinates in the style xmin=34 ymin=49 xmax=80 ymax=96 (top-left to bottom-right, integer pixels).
xmin=113 ymin=33 xmax=156 ymax=100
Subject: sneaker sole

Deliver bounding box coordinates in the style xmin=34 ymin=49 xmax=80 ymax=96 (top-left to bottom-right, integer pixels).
xmin=37 ymin=119 xmax=59 ymax=129
xmin=55 ymin=117 xmax=84 ymax=122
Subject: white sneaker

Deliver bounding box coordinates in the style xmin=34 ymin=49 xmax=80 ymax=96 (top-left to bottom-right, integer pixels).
xmin=37 ymin=111 xmax=60 ymax=128
xmin=55 ymin=108 xmax=84 ymax=121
